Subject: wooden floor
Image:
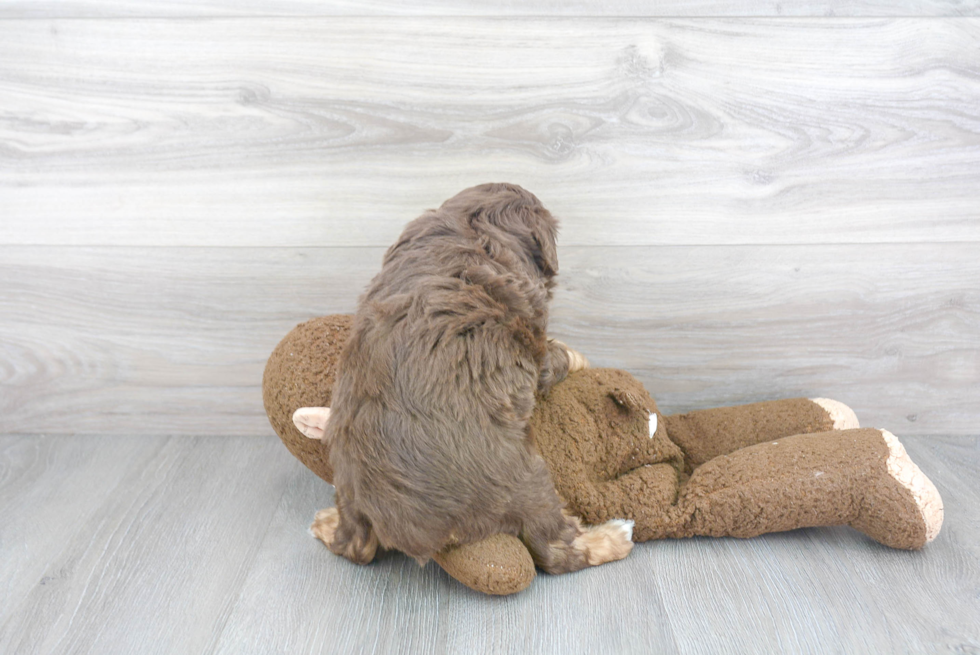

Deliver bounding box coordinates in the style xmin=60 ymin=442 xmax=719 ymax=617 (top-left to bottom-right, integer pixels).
xmin=1 ymin=433 xmax=977 ymax=655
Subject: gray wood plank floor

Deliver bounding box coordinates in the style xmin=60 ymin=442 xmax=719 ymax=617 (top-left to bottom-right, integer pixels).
xmin=1 ymin=434 xmax=976 ymax=655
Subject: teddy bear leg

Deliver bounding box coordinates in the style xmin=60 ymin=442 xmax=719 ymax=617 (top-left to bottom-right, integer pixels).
xmin=663 ymin=397 xmax=859 ymax=473
xmin=672 ymin=428 xmax=942 ymax=549
xmin=851 ymin=429 xmax=943 ymax=548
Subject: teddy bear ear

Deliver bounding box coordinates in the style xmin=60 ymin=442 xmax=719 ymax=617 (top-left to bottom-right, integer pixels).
xmin=608 ymin=389 xmax=648 ymax=414
xmin=292 ymin=407 xmax=331 ymax=440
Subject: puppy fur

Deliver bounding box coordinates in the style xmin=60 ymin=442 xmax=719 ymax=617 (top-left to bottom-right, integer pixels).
xmin=322 ymin=183 xmax=632 ymax=574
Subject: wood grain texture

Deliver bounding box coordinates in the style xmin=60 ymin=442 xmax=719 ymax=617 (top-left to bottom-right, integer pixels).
xmin=1 ymin=434 xmax=977 ymax=654
xmin=1 ymin=243 xmax=976 ymax=436
xmin=555 ymin=243 xmax=980 ymax=435
xmin=0 ymin=0 xmax=977 ymax=17
xmin=0 ymin=246 xmax=378 ymax=437
xmin=0 ymin=435 xmax=162 ymax=618
xmin=0 ymin=435 xmax=292 ymax=655
xmin=1 ymin=18 xmax=978 ymax=247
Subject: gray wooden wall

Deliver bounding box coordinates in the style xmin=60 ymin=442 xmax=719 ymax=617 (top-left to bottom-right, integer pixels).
xmin=1 ymin=2 xmax=978 ymax=437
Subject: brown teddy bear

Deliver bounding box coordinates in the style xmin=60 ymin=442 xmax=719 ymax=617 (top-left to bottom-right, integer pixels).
xmin=263 ymin=315 xmax=943 ymax=595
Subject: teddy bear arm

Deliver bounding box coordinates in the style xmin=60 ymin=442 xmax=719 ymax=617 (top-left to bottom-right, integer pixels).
xmin=672 ymin=427 xmax=942 ymax=549
xmin=584 ymin=463 xmax=685 ymax=542
xmin=663 ymin=398 xmax=854 ymax=472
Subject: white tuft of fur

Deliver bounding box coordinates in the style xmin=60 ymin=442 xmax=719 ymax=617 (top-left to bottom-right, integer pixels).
xmin=608 ymin=518 xmax=635 ymax=542
xmin=810 ymin=398 xmax=860 ymax=430
xmin=880 ymin=429 xmax=944 ymax=543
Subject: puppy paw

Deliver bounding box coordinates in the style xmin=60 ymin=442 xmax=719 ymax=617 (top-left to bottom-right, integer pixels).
xmin=574 ymin=519 xmax=634 ymax=566
xmin=310 ymin=507 xmax=340 ymax=546
xmin=549 ymin=339 xmax=590 ymax=373
xmin=566 ymin=347 xmax=590 ymax=373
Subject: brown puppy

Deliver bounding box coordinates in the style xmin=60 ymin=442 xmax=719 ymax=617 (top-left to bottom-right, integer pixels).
xmin=314 ymin=183 xmax=633 ymax=574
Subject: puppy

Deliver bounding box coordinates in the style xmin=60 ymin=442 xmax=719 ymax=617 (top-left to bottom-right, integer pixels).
xmin=306 ymin=183 xmax=633 ymax=573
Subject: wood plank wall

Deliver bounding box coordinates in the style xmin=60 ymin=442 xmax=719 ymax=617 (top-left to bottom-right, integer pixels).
xmin=1 ymin=3 xmax=978 ymax=436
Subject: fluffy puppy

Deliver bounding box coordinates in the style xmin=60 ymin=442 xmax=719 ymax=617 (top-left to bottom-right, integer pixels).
xmin=314 ymin=183 xmax=633 ymax=574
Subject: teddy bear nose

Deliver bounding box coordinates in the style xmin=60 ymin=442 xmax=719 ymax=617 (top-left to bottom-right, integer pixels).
xmin=648 ymin=413 xmax=658 ymax=439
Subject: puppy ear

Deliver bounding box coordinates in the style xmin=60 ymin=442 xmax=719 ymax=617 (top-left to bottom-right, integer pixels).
xmin=292 ymin=407 xmax=331 ymax=440
xmin=529 ymin=213 xmax=559 ymax=277
xmin=460 ymin=184 xmax=560 ymax=276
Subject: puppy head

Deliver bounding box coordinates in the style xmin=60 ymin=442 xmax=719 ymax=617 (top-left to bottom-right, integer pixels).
xmin=443 ymin=183 xmax=560 ymax=278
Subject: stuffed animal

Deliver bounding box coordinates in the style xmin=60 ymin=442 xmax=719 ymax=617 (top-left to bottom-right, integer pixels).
xmin=263 ymin=315 xmax=944 ymax=595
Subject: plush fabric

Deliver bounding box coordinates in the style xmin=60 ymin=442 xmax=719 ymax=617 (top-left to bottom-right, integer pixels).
xmin=263 ymin=315 xmax=943 ymax=595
